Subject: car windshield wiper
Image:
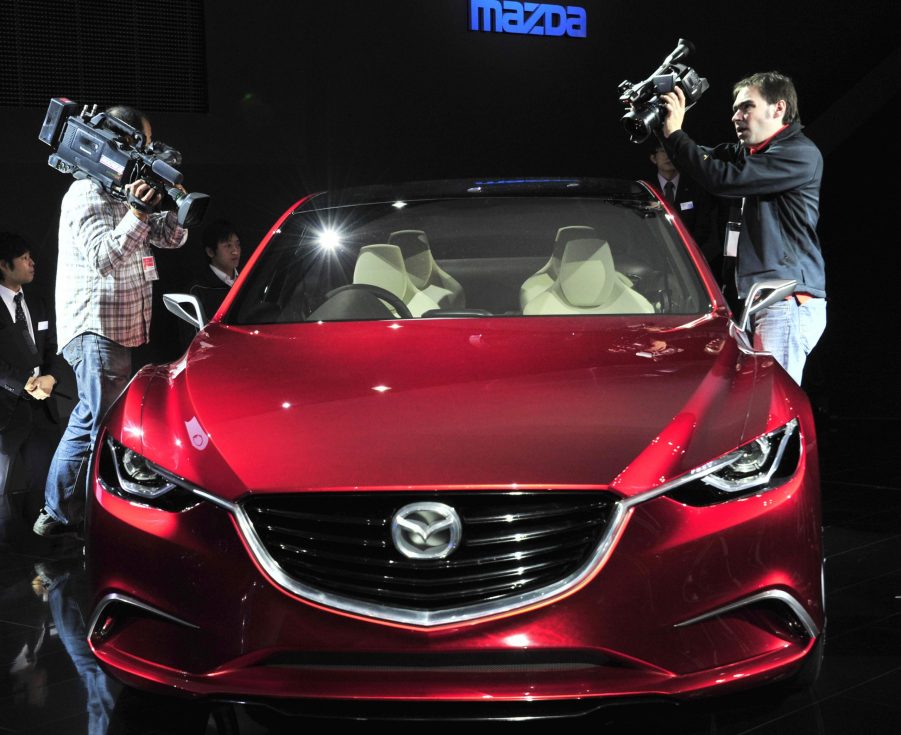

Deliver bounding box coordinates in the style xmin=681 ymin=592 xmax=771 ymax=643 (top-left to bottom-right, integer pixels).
xmin=420 ymin=309 xmax=494 ymax=318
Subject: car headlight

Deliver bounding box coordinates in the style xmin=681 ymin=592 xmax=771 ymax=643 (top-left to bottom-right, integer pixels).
xmin=113 ymin=441 xmax=176 ymax=498
xmin=98 ymin=436 xmax=199 ymax=511
xmin=667 ymin=419 xmax=801 ymax=505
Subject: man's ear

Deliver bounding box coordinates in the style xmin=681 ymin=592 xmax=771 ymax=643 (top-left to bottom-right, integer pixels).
xmin=205 ymin=247 xmax=215 ymax=260
xmin=773 ymin=99 xmax=787 ymax=121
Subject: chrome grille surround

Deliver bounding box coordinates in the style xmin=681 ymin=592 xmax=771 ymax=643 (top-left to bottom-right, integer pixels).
xmin=236 ymin=491 xmax=625 ymax=627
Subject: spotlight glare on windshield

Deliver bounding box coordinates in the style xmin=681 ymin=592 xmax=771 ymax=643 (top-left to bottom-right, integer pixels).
xmin=317 ymin=229 xmax=342 ymax=250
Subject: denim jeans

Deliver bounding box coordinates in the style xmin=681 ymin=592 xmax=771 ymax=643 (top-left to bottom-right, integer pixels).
xmin=752 ymin=298 xmax=827 ymax=385
xmin=48 ymin=573 xmax=114 ymax=735
xmin=43 ymin=334 xmax=131 ymax=524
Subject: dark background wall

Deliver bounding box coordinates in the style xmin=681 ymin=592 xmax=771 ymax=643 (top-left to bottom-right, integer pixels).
xmin=1 ymin=0 xmax=899 ymax=416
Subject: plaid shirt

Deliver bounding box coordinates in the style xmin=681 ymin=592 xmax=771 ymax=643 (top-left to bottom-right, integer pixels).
xmin=56 ymin=179 xmax=187 ymax=350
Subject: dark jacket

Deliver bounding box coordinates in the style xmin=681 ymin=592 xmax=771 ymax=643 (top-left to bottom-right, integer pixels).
xmin=189 ymin=266 xmax=232 ymax=321
xmin=0 ymin=291 xmax=65 ymax=431
xmin=655 ymin=173 xmax=725 ymax=264
xmin=663 ymin=122 xmax=825 ymax=299
xmin=175 ymin=267 xmax=234 ymax=353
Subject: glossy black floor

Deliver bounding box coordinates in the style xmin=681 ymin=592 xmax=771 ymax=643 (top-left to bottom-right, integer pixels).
xmin=1 ymin=415 xmax=899 ymax=734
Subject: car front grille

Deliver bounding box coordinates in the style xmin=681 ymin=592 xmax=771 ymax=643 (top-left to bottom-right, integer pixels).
xmin=241 ymin=492 xmax=617 ymax=612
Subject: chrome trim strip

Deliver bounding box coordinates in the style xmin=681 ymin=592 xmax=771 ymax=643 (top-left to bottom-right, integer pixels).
xmin=88 ymin=592 xmax=200 ymax=639
xmin=150 ymin=463 xmax=239 ymax=513
xmin=673 ymin=589 xmax=820 ymax=638
xmin=186 ymin=486 xmax=238 ymax=512
xmin=232 ymin=499 xmax=632 ymax=628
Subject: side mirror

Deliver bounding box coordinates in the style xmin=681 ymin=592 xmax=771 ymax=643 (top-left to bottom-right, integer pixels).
xmin=163 ymin=293 xmax=207 ymax=332
xmin=737 ymin=279 xmax=797 ymax=332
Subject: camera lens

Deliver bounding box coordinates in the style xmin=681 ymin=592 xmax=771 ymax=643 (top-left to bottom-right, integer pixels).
xmin=621 ymin=105 xmax=660 ymax=144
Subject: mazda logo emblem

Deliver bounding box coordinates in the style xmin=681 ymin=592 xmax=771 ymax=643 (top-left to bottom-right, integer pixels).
xmin=391 ymin=502 xmax=462 ymax=560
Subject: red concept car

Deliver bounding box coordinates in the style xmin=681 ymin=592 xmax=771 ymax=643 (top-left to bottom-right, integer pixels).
xmin=87 ymin=178 xmax=823 ymax=719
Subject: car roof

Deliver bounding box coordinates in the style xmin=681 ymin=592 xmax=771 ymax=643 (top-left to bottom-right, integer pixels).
xmin=295 ymin=177 xmax=653 ymax=212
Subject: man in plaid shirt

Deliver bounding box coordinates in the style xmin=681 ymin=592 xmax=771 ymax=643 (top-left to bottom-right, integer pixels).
xmin=34 ymin=106 xmax=188 ymax=537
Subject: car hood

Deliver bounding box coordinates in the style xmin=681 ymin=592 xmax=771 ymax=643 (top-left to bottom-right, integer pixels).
xmin=129 ymin=316 xmax=761 ymax=502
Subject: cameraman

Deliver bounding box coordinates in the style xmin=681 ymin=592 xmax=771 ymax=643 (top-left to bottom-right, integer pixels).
xmin=33 ymin=106 xmax=189 ymax=537
xmin=659 ymin=72 xmax=826 ymax=386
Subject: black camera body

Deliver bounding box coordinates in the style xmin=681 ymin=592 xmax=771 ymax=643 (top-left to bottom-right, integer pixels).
xmin=38 ymin=98 xmax=209 ymax=227
xmin=619 ymin=39 xmax=709 ymax=144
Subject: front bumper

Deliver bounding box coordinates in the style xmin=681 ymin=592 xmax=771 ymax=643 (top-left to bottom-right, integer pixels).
xmin=86 ymin=455 xmax=823 ymax=704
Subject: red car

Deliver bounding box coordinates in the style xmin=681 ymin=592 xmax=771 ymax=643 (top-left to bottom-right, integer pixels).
xmin=87 ymin=178 xmax=823 ymax=718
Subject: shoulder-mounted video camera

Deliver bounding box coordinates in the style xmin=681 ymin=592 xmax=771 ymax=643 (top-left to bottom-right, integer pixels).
xmin=619 ymin=39 xmax=709 ymax=144
xmin=38 ymin=98 xmax=209 ymax=227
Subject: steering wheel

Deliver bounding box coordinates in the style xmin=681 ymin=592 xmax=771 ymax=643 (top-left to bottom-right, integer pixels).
xmin=324 ymin=284 xmax=413 ymax=319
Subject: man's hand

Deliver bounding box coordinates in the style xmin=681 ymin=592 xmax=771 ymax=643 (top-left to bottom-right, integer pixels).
xmin=26 ymin=374 xmax=57 ymax=400
xmin=660 ymin=86 xmax=687 ymax=138
xmin=125 ymin=179 xmax=163 ymax=222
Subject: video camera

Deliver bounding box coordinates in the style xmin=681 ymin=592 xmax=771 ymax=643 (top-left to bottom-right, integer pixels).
xmin=619 ymin=39 xmax=709 ymax=144
xmin=38 ymin=98 xmax=209 ymax=227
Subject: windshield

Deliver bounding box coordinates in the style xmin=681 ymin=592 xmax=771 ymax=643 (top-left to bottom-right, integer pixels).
xmin=229 ymin=196 xmax=711 ymax=324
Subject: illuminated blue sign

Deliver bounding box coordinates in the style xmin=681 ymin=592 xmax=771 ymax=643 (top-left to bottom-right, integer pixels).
xmin=470 ymin=1 xmax=587 ymax=38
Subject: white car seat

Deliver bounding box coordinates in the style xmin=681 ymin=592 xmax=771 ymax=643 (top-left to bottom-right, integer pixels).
xmin=353 ymin=244 xmax=441 ymax=317
xmin=387 ymin=229 xmax=465 ymax=309
xmin=523 ymin=239 xmax=654 ymax=316
xmin=519 ymin=226 xmax=597 ymax=309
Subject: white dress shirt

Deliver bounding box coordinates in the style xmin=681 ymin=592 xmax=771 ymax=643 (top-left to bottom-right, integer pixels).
xmin=657 ymin=172 xmax=680 ymax=199
xmin=0 ymin=283 xmax=39 ymax=377
xmin=209 ymin=264 xmax=238 ymax=286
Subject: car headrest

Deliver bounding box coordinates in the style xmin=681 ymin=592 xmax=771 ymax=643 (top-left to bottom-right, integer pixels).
xmin=353 ymin=244 xmax=410 ymax=300
xmin=388 ymin=229 xmax=434 ymax=289
xmin=556 ymin=238 xmax=618 ymax=308
xmin=549 ymin=226 xmax=597 ymax=277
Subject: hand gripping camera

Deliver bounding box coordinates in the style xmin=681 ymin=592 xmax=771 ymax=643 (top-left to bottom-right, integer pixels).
xmin=38 ymin=98 xmax=209 ymax=227
xmin=619 ymin=39 xmax=709 ymax=144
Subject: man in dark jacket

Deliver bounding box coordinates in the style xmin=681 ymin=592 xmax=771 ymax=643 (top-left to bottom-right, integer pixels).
xmin=659 ymin=71 xmax=826 ymax=385
xmin=189 ymin=219 xmax=241 ymax=320
xmin=0 ymin=233 xmax=65 ymax=540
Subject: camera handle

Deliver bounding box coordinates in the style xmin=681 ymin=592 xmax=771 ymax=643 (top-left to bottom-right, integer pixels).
xmin=126 ymin=189 xmax=158 ymax=214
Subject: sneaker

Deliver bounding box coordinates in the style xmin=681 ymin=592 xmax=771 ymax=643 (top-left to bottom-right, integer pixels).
xmin=32 ymin=563 xmax=56 ymax=597
xmin=32 ymin=508 xmax=79 ymax=538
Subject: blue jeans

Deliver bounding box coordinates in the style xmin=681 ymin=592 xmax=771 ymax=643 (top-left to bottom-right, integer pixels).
xmin=43 ymin=334 xmax=132 ymax=524
xmin=48 ymin=573 xmax=115 ymax=735
xmin=753 ymin=298 xmax=827 ymax=385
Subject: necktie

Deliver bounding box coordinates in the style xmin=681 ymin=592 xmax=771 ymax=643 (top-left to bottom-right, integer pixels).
xmin=14 ymin=292 xmax=37 ymax=355
xmin=664 ymin=180 xmax=675 ymax=204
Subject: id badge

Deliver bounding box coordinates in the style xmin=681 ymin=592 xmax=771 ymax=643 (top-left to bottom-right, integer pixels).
xmin=723 ymin=222 xmax=740 ymax=258
xmin=142 ymin=255 xmax=159 ymax=282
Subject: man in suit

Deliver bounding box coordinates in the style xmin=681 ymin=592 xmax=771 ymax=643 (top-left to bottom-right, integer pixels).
xmin=190 ymin=219 xmax=241 ymax=319
xmin=0 ymin=232 xmax=65 ymax=541
xmin=650 ymin=142 xmax=724 ymax=268
xmin=174 ymin=220 xmax=241 ymax=352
